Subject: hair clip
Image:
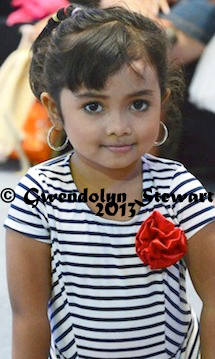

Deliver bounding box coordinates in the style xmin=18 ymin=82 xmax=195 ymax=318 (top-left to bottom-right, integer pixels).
xmin=52 ymin=12 xmax=61 ymax=23
xmin=71 ymin=7 xmax=82 ymax=16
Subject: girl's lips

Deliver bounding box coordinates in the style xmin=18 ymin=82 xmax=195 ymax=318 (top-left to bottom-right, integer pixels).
xmin=105 ymin=145 xmax=133 ymax=153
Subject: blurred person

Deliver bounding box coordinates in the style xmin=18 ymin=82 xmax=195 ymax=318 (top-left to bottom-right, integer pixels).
xmin=161 ymin=0 xmax=215 ymax=182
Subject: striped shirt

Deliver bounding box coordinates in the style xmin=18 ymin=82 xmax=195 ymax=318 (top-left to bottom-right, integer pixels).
xmin=5 ymin=152 xmax=215 ymax=359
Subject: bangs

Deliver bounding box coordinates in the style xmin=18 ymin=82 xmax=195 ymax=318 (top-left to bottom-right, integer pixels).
xmin=62 ymin=22 xmax=146 ymax=92
xmin=43 ymin=7 xmax=168 ymax=103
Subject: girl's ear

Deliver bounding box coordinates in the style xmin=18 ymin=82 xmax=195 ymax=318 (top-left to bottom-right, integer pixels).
xmin=160 ymin=88 xmax=171 ymax=122
xmin=40 ymin=92 xmax=63 ymax=130
xmin=162 ymin=88 xmax=171 ymax=106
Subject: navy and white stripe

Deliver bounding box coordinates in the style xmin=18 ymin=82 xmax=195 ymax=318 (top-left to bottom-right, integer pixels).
xmin=5 ymin=152 xmax=215 ymax=358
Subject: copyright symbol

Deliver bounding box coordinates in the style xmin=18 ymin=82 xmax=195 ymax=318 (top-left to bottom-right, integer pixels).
xmin=1 ymin=188 xmax=15 ymax=203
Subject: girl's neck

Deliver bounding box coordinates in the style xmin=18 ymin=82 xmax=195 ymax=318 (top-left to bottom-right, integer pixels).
xmin=70 ymin=152 xmax=142 ymax=192
xmin=70 ymin=152 xmax=143 ymax=221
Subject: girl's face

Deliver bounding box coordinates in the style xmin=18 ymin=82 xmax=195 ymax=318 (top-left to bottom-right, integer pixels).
xmin=44 ymin=60 xmax=169 ymax=173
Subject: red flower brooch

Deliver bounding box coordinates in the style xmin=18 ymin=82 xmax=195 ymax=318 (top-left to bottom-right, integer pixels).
xmin=135 ymin=211 xmax=187 ymax=269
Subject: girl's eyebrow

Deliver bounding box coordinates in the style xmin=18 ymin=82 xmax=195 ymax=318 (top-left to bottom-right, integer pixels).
xmin=75 ymin=92 xmax=109 ymax=99
xmin=74 ymin=89 xmax=154 ymax=99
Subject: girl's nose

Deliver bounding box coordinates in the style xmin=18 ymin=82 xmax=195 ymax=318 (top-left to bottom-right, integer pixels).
xmin=106 ymin=112 xmax=132 ymax=137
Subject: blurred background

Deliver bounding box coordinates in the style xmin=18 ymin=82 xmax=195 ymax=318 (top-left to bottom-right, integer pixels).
xmin=1 ymin=0 xmax=215 ymax=357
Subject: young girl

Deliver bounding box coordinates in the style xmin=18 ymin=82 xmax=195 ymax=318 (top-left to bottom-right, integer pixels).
xmin=5 ymin=4 xmax=215 ymax=359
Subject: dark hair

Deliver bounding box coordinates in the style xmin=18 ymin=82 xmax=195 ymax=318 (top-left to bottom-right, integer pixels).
xmin=30 ymin=4 xmax=184 ymax=151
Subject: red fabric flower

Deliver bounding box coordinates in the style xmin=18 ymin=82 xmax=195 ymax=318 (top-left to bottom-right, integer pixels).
xmin=135 ymin=211 xmax=187 ymax=269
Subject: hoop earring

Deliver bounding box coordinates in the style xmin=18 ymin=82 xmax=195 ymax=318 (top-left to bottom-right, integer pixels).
xmin=154 ymin=122 xmax=168 ymax=146
xmin=47 ymin=125 xmax=69 ymax=151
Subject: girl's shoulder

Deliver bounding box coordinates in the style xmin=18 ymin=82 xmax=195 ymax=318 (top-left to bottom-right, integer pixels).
xmin=143 ymin=153 xmax=186 ymax=176
xmin=32 ymin=152 xmax=71 ymax=172
xmin=26 ymin=152 xmax=72 ymax=183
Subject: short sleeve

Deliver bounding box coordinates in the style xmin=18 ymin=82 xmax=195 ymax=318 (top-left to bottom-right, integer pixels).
xmin=4 ymin=167 xmax=51 ymax=243
xmin=169 ymin=165 xmax=215 ymax=239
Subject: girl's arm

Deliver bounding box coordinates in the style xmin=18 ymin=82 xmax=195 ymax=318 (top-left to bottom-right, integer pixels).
xmin=185 ymin=221 xmax=215 ymax=359
xmin=6 ymin=228 xmax=52 ymax=359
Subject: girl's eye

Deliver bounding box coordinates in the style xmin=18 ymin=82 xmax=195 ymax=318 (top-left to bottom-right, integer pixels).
xmin=84 ymin=102 xmax=104 ymax=113
xmin=130 ymin=100 xmax=149 ymax=112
